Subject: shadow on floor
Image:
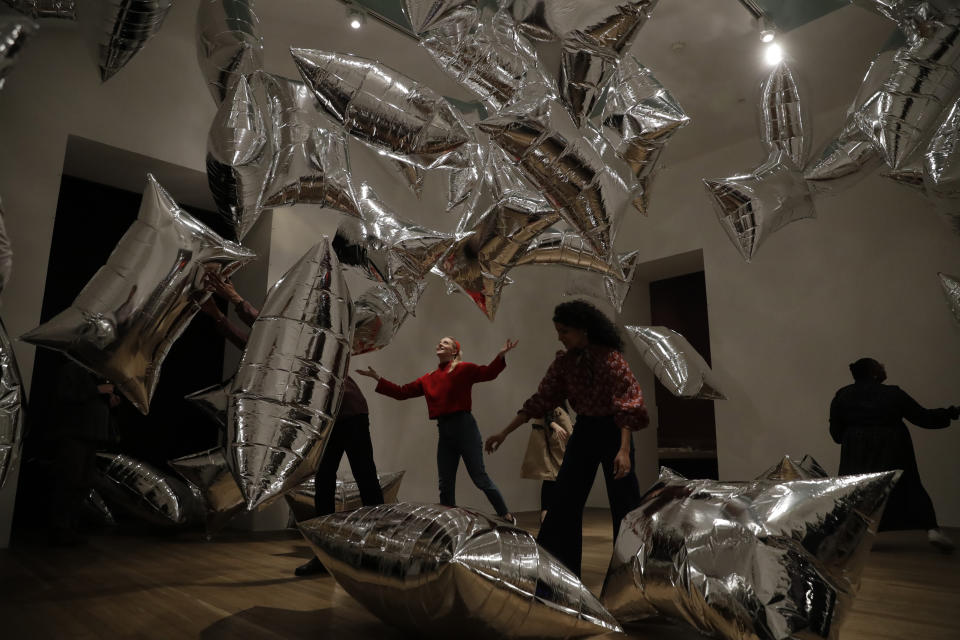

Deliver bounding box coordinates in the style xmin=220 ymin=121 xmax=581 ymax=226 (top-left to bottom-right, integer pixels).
xmin=200 ymin=606 xmax=411 ymax=640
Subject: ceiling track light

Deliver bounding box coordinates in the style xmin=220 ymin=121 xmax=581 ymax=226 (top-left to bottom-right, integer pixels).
xmin=346 ymin=4 xmax=366 ymax=30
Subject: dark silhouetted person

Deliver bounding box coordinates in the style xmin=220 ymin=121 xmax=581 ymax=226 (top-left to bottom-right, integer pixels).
xmin=830 ymin=357 xmax=959 ymax=553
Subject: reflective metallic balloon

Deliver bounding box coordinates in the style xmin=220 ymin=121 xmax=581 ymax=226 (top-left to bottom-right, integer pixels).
xmin=703 ymin=150 xmax=816 ymax=262
xmin=852 ymin=8 xmax=960 ymax=171
xmin=168 ymin=447 xmax=245 ymax=534
xmin=804 ymin=124 xmax=882 ymax=195
xmin=184 ymin=379 xmax=230 ymax=429
xmin=228 ymin=239 xmax=353 ymax=510
xmin=924 ymin=96 xmax=960 ymax=233
xmin=624 ymin=325 xmax=725 ymax=400
xmin=0 ymin=317 xmax=24 ymax=488
xmin=759 ymin=60 xmax=810 ymax=169
xmin=938 ymin=272 xmax=960 ymax=324
xmin=601 ymin=56 xmax=689 ymax=215
xmin=196 ymin=0 xmax=263 ymax=104
xmin=3 ymin=0 xmax=74 ymax=19
xmin=759 ymin=454 xmax=828 ymax=482
xmin=94 ymin=452 xmax=197 ymax=527
xmin=479 ymin=87 xmax=638 ymax=260
xmin=601 ymin=467 xmax=901 ymax=640
xmin=561 ymin=248 xmax=640 ymax=313
xmin=513 ymin=227 xmax=622 ymax=277
xmin=82 ymin=488 xmax=116 ymax=526
xmin=21 ymin=174 xmax=256 ymax=414
xmin=206 ymin=72 xmax=272 ymax=241
xmin=402 ymin=0 xmax=476 ymax=34
xmin=353 ymin=284 xmax=411 ymax=355
xmin=0 ymin=9 xmax=36 ymax=92
xmin=299 ymin=502 xmax=622 ymax=638
xmin=99 ymin=0 xmax=173 ymax=81
xmin=258 ymin=73 xmax=361 ymax=217
xmin=435 ymin=199 xmax=560 ymax=319
xmin=421 ymin=8 xmax=541 ymax=113
xmin=284 ymin=470 xmax=406 ymax=522
xmin=485 ymin=142 xmax=553 ymax=211
xmin=290 ymin=48 xmax=471 ymax=169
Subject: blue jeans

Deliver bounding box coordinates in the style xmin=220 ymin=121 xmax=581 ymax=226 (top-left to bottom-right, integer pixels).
xmin=436 ymin=411 xmax=510 ymax=516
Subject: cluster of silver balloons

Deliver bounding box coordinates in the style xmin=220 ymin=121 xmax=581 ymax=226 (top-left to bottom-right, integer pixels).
xmin=601 ymin=462 xmax=901 ymax=640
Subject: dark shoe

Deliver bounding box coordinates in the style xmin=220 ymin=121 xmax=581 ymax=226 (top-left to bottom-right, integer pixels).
xmin=503 ymin=513 xmax=518 ymax=527
xmin=295 ymin=557 xmax=329 ymax=576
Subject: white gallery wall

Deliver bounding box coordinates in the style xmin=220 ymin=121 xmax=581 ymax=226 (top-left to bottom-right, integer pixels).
xmin=1 ymin=1 xmax=958 ymax=547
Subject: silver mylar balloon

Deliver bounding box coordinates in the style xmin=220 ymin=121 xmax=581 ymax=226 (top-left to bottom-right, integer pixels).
xmin=82 ymin=488 xmax=116 ymax=526
xmin=196 ymin=0 xmax=263 ymax=104
xmin=759 ymin=60 xmax=810 ymax=169
xmin=0 ymin=9 xmax=36 ymax=91
xmin=479 ymin=85 xmax=638 ymax=260
xmin=206 ymin=72 xmax=272 ymax=241
xmin=514 ymin=227 xmax=625 ymax=278
xmin=298 ymin=502 xmax=623 ymax=639
xmin=0 ymin=317 xmax=24 ymax=488
xmin=601 ymin=467 xmax=901 ymax=640
xmin=703 ymin=150 xmax=816 ymax=262
xmin=560 ymin=248 xmax=641 ymax=313
xmin=421 ymin=8 xmax=542 ymax=113
xmin=601 ymin=56 xmax=689 ymax=215
xmin=3 ymin=0 xmax=74 ymax=19
xmin=435 ymin=199 xmax=560 ymax=319
xmin=624 ymin=325 xmax=725 ymax=400
xmin=184 ymin=378 xmax=230 ymax=429
xmin=99 ymin=0 xmax=174 ymax=81
xmin=353 ymin=284 xmax=411 ymax=355
xmin=284 ymin=470 xmax=406 ymax=522
xmin=290 ymin=48 xmax=472 ymax=170
xmin=759 ymin=454 xmax=828 ymax=482
xmin=168 ymin=446 xmax=245 ymax=534
xmin=924 ymin=96 xmax=960 ymax=233
xmin=938 ymin=272 xmax=960 ymax=324
xmin=851 ymin=7 xmax=960 ymax=171
xmin=21 ymin=174 xmax=255 ymax=414
xmin=485 ymin=143 xmax=553 ymax=211
xmin=402 ymin=0 xmax=476 ymax=34
xmin=258 ymin=73 xmax=361 ymax=217
xmin=94 ymin=452 xmax=197 ymax=527
xmin=558 ymin=1 xmax=660 ymax=126
xmin=228 ymin=238 xmax=353 ymax=510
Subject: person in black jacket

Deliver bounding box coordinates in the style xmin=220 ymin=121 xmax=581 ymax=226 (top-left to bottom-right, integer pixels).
xmin=830 ymin=357 xmax=959 ymax=552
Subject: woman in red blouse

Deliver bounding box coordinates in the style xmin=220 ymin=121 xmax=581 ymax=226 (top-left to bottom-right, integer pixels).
xmin=356 ymin=336 xmax=519 ymax=523
xmin=485 ymin=300 xmax=648 ymax=576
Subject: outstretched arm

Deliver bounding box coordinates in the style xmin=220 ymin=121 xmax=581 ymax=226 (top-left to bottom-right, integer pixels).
xmin=470 ymin=339 xmax=519 ymax=383
xmin=356 ymin=366 xmax=425 ymax=400
xmin=485 ymin=411 xmax=529 ymax=453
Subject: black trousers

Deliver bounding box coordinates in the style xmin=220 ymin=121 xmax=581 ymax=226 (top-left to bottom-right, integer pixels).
xmin=314 ymin=414 xmax=384 ymax=516
xmin=536 ymin=415 xmax=642 ymax=577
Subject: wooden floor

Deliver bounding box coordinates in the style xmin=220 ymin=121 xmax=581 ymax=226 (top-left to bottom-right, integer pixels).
xmin=1 ymin=510 xmax=958 ymax=639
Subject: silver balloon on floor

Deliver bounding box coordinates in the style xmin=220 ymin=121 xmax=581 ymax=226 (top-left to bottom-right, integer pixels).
xmin=284 ymin=470 xmax=406 ymax=522
xmin=99 ymin=0 xmax=174 ymax=81
xmin=0 ymin=317 xmax=24 ymax=488
xmin=227 ymin=238 xmax=353 ymax=510
xmin=759 ymin=454 xmax=828 ymax=481
xmin=299 ymin=502 xmax=622 ymax=639
xmin=168 ymin=447 xmax=245 ymax=535
xmin=601 ymin=467 xmax=901 ymax=640
xmin=21 ymin=174 xmax=255 ymax=414
xmin=94 ymin=452 xmax=199 ymax=527
xmin=624 ymin=325 xmax=725 ymax=400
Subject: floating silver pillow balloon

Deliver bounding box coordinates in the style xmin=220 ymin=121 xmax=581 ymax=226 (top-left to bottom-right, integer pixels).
xmin=196 ymin=0 xmax=263 ymax=104
xmin=284 ymin=470 xmax=406 ymax=522
xmin=21 ymin=174 xmax=255 ymax=413
xmin=624 ymin=325 xmax=725 ymax=400
xmin=704 ymin=149 xmax=816 ymax=262
xmin=560 ymin=248 xmax=640 ymax=313
xmin=0 ymin=317 xmax=24 ymax=488
xmin=227 ymin=238 xmax=353 ymax=510
xmin=924 ymin=97 xmax=960 ymax=233
xmin=3 ymin=0 xmax=74 ymax=19
xmin=169 ymin=446 xmax=245 ymax=534
xmin=0 ymin=9 xmax=36 ymax=91
xmin=206 ymin=72 xmax=272 ymax=241
xmin=402 ymin=0 xmax=477 ymax=34
xmin=759 ymin=60 xmax=810 ymax=169
xmin=99 ymin=0 xmax=173 ymax=81
xmin=601 ymin=57 xmax=689 ymax=216
xmin=184 ymin=378 xmax=230 ymax=429
xmin=299 ymin=502 xmax=622 ymax=639
xmin=94 ymin=452 xmax=198 ymax=527
xmin=601 ymin=467 xmax=901 ymax=640
xmin=290 ymin=48 xmax=471 ymax=170
xmin=514 ymin=227 xmax=624 ymax=278
xmin=353 ymin=284 xmax=411 ymax=355
xmin=759 ymin=454 xmax=828 ymax=481
xmin=938 ymin=272 xmax=960 ymax=324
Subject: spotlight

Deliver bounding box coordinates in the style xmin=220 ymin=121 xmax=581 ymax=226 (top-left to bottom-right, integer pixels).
xmin=347 ymin=6 xmax=365 ymax=30
xmin=764 ymin=42 xmax=783 ymax=65
xmin=760 ymin=29 xmax=776 ymax=43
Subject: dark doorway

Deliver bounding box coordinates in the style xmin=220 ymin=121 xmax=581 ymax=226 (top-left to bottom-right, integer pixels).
xmin=649 ymin=271 xmax=718 ymax=479
xmin=12 ymin=175 xmax=229 ymax=539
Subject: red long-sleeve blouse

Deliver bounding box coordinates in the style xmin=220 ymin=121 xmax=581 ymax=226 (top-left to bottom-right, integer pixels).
xmin=375 ymin=355 xmax=506 ymax=419
xmin=521 ymin=346 xmax=649 ymax=431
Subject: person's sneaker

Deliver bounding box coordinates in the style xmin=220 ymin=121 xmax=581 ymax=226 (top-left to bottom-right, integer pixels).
xmin=503 ymin=514 xmax=518 ymax=527
xmin=928 ymin=529 xmax=955 ymax=553
xmin=294 ymin=556 xmax=329 ymax=576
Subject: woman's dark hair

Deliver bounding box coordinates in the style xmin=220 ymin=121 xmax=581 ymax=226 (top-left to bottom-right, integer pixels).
xmin=552 ymin=300 xmax=624 ymax=352
xmin=849 ymin=357 xmax=883 ymax=382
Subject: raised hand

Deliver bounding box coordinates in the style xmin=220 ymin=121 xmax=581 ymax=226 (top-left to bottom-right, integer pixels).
xmin=498 ymin=338 xmax=519 ymax=357
xmin=355 ymin=366 xmax=381 ymax=381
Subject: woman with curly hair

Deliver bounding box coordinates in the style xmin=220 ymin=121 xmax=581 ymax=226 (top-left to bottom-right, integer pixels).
xmin=485 ymin=300 xmax=649 ymax=576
